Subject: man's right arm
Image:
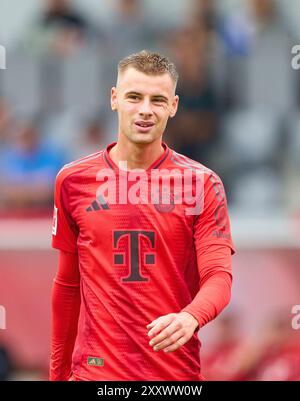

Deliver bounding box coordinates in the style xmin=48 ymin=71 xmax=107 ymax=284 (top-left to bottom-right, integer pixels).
xmin=50 ymin=250 xmax=81 ymax=381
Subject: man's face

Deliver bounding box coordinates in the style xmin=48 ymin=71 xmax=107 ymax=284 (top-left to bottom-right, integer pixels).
xmin=111 ymin=67 xmax=179 ymax=145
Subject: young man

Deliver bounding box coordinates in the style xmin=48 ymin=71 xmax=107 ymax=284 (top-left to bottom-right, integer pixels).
xmin=50 ymin=50 xmax=235 ymax=381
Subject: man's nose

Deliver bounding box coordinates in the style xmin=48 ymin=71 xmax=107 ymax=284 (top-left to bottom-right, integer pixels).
xmin=138 ymin=99 xmax=153 ymax=117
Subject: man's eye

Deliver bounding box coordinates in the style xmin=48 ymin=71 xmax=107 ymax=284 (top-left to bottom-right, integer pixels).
xmin=128 ymin=95 xmax=140 ymax=100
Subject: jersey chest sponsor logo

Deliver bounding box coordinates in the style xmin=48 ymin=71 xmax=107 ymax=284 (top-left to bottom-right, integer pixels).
xmin=113 ymin=230 xmax=156 ymax=282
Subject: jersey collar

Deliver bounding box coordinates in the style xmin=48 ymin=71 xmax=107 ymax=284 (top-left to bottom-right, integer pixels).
xmin=104 ymin=142 xmax=170 ymax=172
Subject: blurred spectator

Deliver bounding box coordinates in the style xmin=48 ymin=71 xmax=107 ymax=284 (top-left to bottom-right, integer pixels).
xmin=9 ymin=1 xmax=98 ymax=116
xmin=0 ymin=326 xmax=13 ymax=381
xmin=220 ymin=108 xmax=283 ymax=209
xmin=0 ymin=117 xmax=65 ymax=211
xmin=221 ymin=0 xmax=297 ymax=113
xmin=165 ymin=21 xmax=219 ymax=166
xmin=202 ymin=313 xmax=246 ymax=380
xmin=239 ymin=314 xmax=300 ymax=381
xmin=202 ymin=310 xmax=300 ymax=381
xmin=20 ymin=0 xmax=93 ymax=58
xmin=209 ymin=0 xmax=295 ymax=208
xmin=0 ymin=99 xmax=11 ymax=145
xmin=71 ymin=116 xmax=106 ymax=159
xmin=41 ymin=0 xmax=88 ymax=31
xmin=189 ymin=0 xmax=217 ymax=33
xmin=0 ymin=332 xmax=12 ymax=381
xmin=106 ymin=0 xmax=162 ymax=65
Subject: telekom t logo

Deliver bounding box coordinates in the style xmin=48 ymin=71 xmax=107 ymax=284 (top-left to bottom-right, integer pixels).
xmin=113 ymin=230 xmax=156 ymax=282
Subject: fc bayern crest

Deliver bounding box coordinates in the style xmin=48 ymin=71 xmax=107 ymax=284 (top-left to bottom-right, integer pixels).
xmin=153 ymin=190 xmax=175 ymax=213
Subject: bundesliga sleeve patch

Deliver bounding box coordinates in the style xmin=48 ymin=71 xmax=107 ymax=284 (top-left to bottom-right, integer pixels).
xmin=52 ymin=206 xmax=58 ymax=236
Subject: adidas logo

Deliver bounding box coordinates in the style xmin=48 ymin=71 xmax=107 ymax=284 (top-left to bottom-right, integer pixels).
xmin=86 ymin=194 xmax=110 ymax=212
xmin=87 ymin=356 xmax=104 ymax=366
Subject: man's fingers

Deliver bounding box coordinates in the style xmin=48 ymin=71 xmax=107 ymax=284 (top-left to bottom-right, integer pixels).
xmin=151 ymin=329 xmax=186 ymax=351
xmin=147 ymin=321 xmax=168 ymax=338
xmin=147 ymin=314 xmax=175 ymax=337
xmin=149 ymin=321 xmax=182 ymax=347
xmin=147 ymin=313 xmax=197 ymax=353
xmin=163 ymin=336 xmax=187 ymax=353
xmin=146 ymin=316 xmax=163 ymax=329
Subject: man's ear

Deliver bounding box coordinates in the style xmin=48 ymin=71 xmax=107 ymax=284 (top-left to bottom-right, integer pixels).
xmin=111 ymin=87 xmax=117 ymax=111
xmin=170 ymin=95 xmax=179 ymax=118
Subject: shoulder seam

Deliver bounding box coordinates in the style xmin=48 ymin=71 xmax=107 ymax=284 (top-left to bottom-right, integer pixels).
xmin=56 ymin=152 xmax=104 ymax=187
xmin=57 ymin=163 xmax=99 ymax=190
xmin=170 ymin=150 xmax=213 ymax=173
xmin=59 ymin=150 xmax=104 ymax=172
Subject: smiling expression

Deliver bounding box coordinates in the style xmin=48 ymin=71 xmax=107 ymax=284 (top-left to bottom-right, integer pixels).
xmin=111 ymin=67 xmax=179 ymax=145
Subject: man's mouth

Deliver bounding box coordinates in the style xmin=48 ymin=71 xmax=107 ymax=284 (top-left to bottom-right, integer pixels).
xmin=134 ymin=121 xmax=155 ymax=133
xmin=135 ymin=121 xmax=155 ymax=128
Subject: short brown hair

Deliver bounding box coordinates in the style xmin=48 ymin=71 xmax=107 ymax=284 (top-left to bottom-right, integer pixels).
xmin=118 ymin=50 xmax=179 ymax=85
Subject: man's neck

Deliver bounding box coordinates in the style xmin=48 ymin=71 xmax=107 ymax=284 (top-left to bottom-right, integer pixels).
xmin=109 ymin=139 xmax=164 ymax=171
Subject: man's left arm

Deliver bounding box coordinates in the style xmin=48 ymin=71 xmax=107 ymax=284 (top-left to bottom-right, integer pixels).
xmin=147 ymin=173 xmax=235 ymax=352
xmin=147 ymin=244 xmax=232 ymax=352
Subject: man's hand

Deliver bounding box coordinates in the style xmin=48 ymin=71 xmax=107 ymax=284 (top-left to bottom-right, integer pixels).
xmin=146 ymin=312 xmax=199 ymax=353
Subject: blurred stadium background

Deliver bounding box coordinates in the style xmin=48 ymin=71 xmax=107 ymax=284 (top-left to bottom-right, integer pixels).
xmin=0 ymin=0 xmax=300 ymax=381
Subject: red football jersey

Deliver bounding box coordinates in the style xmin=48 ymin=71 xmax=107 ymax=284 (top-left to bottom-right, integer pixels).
xmin=52 ymin=142 xmax=235 ymax=380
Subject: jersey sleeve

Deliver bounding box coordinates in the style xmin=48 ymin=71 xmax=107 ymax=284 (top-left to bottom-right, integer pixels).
xmin=52 ymin=170 xmax=78 ymax=253
xmin=194 ymin=173 xmax=235 ymax=256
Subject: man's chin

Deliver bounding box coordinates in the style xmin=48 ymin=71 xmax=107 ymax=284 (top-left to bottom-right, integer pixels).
xmin=128 ymin=133 xmax=159 ymax=145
